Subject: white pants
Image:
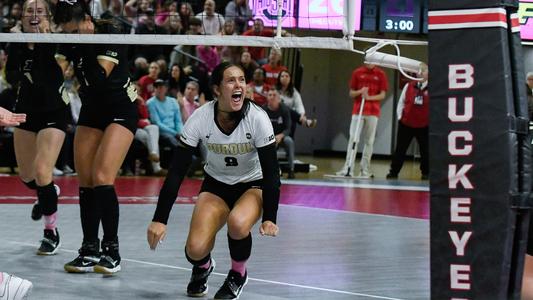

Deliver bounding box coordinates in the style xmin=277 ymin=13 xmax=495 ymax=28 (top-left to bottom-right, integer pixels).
xmin=341 ymin=115 xmax=379 ymax=174
xmin=135 ymin=125 xmax=161 ymax=171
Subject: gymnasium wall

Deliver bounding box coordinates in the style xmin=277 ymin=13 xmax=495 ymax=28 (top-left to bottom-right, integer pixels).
xmin=293 ymin=44 xmax=428 ymax=155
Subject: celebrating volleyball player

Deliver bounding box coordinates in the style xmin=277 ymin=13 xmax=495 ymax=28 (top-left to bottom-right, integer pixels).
xmin=147 ymin=62 xmax=280 ymax=299
xmin=54 ymin=0 xmax=137 ymax=274
xmin=6 ymin=0 xmax=66 ymax=255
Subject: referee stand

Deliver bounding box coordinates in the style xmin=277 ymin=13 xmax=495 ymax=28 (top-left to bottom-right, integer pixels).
xmin=429 ymin=0 xmax=532 ymax=298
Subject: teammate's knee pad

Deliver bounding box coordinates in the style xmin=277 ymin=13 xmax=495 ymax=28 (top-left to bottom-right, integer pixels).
xmin=37 ymin=182 xmax=58 ymax=215
xmin=228 ymin=232 xmax=252 ymax=262
xmin=185 ymin=247 xmax=211 ymax=266
xmin=22 ymin=179 xmax=38 ymax=190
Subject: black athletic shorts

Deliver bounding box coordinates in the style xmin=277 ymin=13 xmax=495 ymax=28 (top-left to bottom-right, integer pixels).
xmin=526 ymin=218 xmax=533 ymax=255
xmin=17 ymin=106 xmax=70 ymax=133
xmin=200 ymin=172 xmax=263 ymax=210
xmin=78 ymin=98 xmax=138 ymax=135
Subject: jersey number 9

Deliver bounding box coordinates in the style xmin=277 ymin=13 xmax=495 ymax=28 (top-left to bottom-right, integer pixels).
xmin=224 ymin=156 xmax=238 ymax=167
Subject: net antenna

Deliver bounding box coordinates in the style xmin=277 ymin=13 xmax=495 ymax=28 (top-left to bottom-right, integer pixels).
xmin=343 ymin=0 xmax=427 ymax=81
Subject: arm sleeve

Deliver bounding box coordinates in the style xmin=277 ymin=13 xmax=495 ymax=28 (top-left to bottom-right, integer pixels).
xmin=152 ymin=142 xmax=195 ymax=224
xmin=258 ymin=142 xmax=281 ymax=223
xmin=81 ymin=45 xmax=109 ymax=88
xmin=396 ymin=83 xmax=409 ymax=121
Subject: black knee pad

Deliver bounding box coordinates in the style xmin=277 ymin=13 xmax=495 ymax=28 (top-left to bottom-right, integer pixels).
xmin=228 ymin=233 xmax=252 ymax=262
xmin=185 ymin=247 xmax=211 ymax=266
xmin=22 ymin=180 xmax=38 ymax=190
xmin=37 ymin=182 xmax=58 ymax=215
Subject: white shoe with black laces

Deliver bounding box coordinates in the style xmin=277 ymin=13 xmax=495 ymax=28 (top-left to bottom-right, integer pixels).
xmin=0 ymin=272 xmax=33 ymax=300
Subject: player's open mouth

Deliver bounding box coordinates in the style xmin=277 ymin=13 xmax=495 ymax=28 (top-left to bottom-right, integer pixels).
xmin=231 ymin=91 xmax=242 ymax=102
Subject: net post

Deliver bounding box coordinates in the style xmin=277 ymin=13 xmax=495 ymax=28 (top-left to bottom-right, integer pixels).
xmin=343 ymin=0 xmax=355 ymax=39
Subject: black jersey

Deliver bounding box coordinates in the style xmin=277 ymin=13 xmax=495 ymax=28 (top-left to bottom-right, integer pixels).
xmin=5 ymin=43 xmax=66 ymax=113
xmin=55 ymin=20 xmax=136 ymax=104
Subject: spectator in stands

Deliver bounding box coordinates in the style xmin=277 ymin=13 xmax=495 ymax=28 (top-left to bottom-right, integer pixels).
xmin=196 ymin=0 xmax=224 ymax=35
xmin=155 ymin=0 xmax=178 ymax=27
xmin=125 ymin=0 xmax=154 ymax=27
xmin=168 ymin=63 xmax=187 ymax=99
xmin=263 ymin=89 xmax=295 ymax=179
xmin=166 ymin=13 xmax=182 ymax=35
xmin=262 ymin=48 xmax=288 ymax=86
xmin=138 ymin=61 xmax=161 ymax=100
xmin=276 ymin=70 xmax=316 ymax=136
xmin=178 ymin=2 xmax=194 ymax=34
xmin=156 ymin=57 xmax=169 ymax=80
xmin=248 ymin=68 xmax=270 ymax=107
xmin=219 ymin=20 xmax=242 ymax=64
xmin=132 ymin=56 xmax=149 ymax=81
xmin=386 ymin=63 xmax=429 ymax=180
xmin=243 ymin=19 xmax=273 ymax=65
xmin=135 ymin=9 xmax=169 ymax=61
xmin=239 ymin=51 xmax=258 ymax=83
xmin=0 ymin=49 xmax=9 ymax=94
xmin=225 ymin=0 xmax=252 ymax=34
xmin=178 ymin=80 xmax=200 ymax=123
xmin=134 ymin=83 xmax=165 ymax=175
xmin=147 ymin=79 xmax=183 ymax=148
xmin=169 ymin=17 xmax=202 ymax=69
xmin=196 ymin=45 xmax=220 ymax=75
xmin=4 ymin=2 xmax=22 ymax=32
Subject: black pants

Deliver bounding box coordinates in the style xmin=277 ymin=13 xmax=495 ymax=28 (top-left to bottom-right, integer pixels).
xmin=389 ymin=122 xmax=429 ymax=176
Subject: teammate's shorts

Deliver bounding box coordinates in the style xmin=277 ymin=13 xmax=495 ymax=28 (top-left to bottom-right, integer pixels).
xmin=200 ymin=172 xmax=263 ymax=210
xmin=77 ymin=98 xmax=138 ymax=135
xmin=526 ymin=218 xmax=533 ymax=255
xmin=17 ymin=106 xmax=70 ymax=133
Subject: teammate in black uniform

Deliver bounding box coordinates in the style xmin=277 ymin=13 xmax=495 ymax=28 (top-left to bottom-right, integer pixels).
xmin=54 ymin=0 xmax=137 ymax=275
xmin=6 ymin=0 xmax=67 ymax=256
xmin=147 ymin=62 xmax=281 ymax=299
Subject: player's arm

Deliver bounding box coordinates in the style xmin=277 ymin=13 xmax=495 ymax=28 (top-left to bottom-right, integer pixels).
xmin=147 ymin=141 xmax=196 ymax=250
xmin=257 ymin=142 xmax=281 ymax=236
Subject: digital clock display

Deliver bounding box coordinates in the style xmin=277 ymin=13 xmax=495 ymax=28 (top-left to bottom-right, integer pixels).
xmin=379 ymin=0 xmax=422 ymax=33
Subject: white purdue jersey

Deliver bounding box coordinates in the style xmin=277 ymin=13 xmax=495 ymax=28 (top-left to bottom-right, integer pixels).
xmin=180 ymin=101 xmax=275 ymax=185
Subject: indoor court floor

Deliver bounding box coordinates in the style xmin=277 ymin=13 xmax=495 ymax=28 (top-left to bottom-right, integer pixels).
xmin=0 ymin=157 xmax=430 ymax=300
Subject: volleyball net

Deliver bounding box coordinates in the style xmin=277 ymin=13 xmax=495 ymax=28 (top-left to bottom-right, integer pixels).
xmin=0 ymin=0 xmax=427 ymax=77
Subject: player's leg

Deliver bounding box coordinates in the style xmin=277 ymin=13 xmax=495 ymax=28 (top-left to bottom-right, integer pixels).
xmin=91 ymin=123 xmax=134 ymax=275
xmin=13 ymin=128 xmax=39 ymax=219
xmin=185 ymin=192 xmax=230 ymax=297
xmin=34 ymin=127 xmax=65 ymax=255
xmin=64 ymin=125 xmax=103 ymax=273
xmin=214 ymin=188 xmax=262 ymax=300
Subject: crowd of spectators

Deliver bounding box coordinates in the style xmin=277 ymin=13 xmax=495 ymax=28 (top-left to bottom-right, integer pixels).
xmin=0 ymin=0 xmax=316 ymax=178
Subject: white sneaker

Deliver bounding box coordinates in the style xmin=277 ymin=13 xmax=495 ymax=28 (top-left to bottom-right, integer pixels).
xmin=52 ymin=167 xmax=64 ymax=176
xmin=0 ymin=272 xmax=33 ymax=300
xmin=356 ymin=171 xmax=374 ymax=179
xmin=335 ymin=169 xmax=353 ymax=177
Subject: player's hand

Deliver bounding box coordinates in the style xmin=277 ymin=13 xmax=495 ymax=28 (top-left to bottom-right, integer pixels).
xmin=147 ymin=221 xmax=167 ymax=250
xmin=259 ymin=221 xmax=279 ymax=237
xmin=275 ymin=134 xmax=284 ymax=145
xmin=0 ymin=107 xmax=26 ymax=126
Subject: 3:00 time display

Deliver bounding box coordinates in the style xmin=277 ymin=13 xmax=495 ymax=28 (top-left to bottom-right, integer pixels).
xmin=384 ymin=19 xmax=415 ymax=31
